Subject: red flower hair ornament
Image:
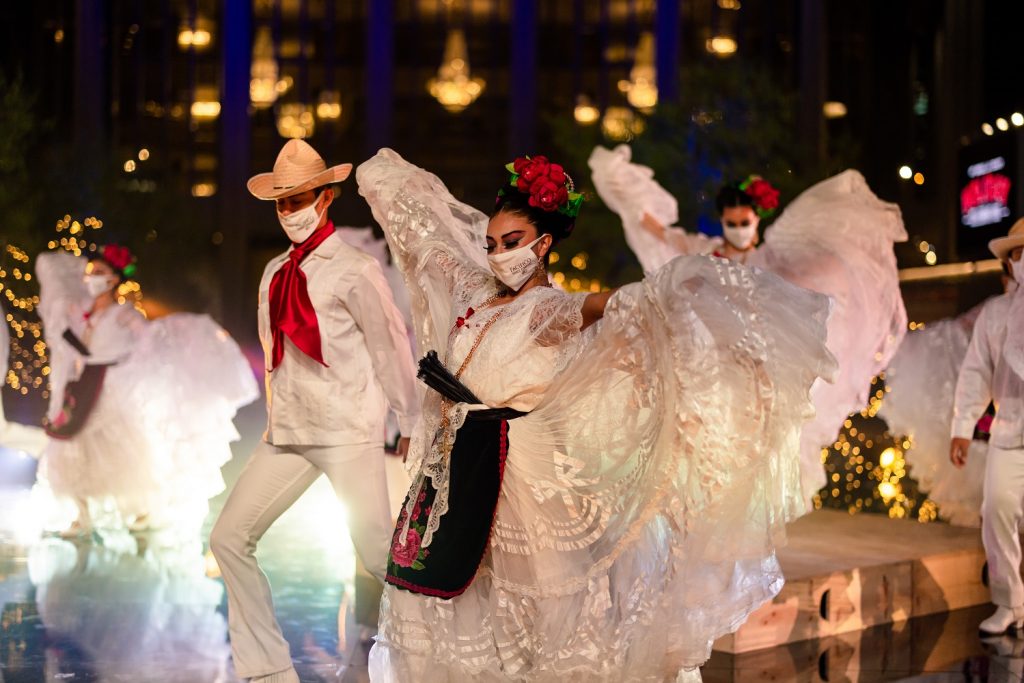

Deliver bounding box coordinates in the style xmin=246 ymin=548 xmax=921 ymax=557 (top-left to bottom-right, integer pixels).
xmin=738 ymin=175 xmax=780 ymax=219
xmin=499 ymin=155 xmax=585 ymax=218
xmin=98 ymin=244 xmax=138 ymax=278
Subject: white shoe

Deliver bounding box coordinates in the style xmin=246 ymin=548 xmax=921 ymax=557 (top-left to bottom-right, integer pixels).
xmin=979 ymin=606 xmax=1024 ymax=636
xmin=250 ymin=667 xmax=300 ymax=683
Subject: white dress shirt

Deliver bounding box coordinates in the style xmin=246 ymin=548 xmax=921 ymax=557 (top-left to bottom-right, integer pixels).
xmin=257 ymin=229 xmax=420 ymax=446
xmin=952 ymin=292 xmax=1024 ymax=448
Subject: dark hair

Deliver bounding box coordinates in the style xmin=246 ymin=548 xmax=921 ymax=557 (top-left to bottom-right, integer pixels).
xmin=715 ymin=183 xmax=755 ymax=215
xmin=491 ymin=189 xmax=576 ymax=245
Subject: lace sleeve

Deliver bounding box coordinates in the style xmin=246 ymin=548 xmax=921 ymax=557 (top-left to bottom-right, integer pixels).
xmin=528 ymin=289 xmax=588 ymax=352
xmin=357 ymin=149 xmax=497 ymax=355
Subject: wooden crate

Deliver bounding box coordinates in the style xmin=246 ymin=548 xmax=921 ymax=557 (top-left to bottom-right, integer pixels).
xmin=714 ymin=510 xmax=989 ymax=654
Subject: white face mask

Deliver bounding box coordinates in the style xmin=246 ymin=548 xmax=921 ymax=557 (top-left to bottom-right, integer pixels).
xmin=721 ymin=219 xmax=759 ymax=250
xmin=1012 ymin=253 xmax=1024 ymax=287
xmin=277 ymin=193 xmax=326 ymax=243
xmin=84 ymin=274 xmax=117 ymax=298
xmin=488 ymin=236 xmax=545 ymax=291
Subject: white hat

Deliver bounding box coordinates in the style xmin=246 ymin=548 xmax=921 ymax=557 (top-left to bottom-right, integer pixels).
xmin=247 ymin=139 xmax=352 ymax=200
xmin=989 ymin=218 xmax=1024 ymax=261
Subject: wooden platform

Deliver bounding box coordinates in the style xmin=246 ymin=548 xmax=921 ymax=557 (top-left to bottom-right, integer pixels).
xmin=713 ymin=509 xmax=989 ymax=655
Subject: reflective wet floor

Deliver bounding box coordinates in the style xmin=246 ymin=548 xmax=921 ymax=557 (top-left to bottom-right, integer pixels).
xmin=0 ymin=403 xmax=1022 ymax=682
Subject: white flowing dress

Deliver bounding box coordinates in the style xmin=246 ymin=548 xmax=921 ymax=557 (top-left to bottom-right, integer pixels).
xmin=590 ymin=144 xmax=908 ymax=505
xmin=357 ymin=149 xmax=836 ymax=682
xmin=880 ymin=302 xmax=990 ymax=526
xmin=35 ymin=252 xmax=259 ymax=531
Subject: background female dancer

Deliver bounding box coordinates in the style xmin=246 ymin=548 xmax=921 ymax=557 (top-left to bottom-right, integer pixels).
xmin=590 ymin=144 xmax=907 ymax=505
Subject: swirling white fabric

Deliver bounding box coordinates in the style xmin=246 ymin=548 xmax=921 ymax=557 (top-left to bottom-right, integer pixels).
xmin=590 ymin=145 xmax=908 ymax=505
xmin=357 ymin=149 xmax=835 ymax=681
xmin=880 ymin=304 xmax=988 ymax=527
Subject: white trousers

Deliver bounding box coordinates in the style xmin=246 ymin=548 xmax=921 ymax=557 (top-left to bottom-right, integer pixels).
xmin=210 ymin=441 xmax=392 ymax=679
xmin=983 ymin=445 xmax=1024 ymax=608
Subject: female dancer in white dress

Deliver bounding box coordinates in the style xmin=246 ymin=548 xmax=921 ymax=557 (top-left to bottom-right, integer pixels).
xmin=36 ymin=245 xmax=258 ymax=537
xmin=590 ymin=144 xmax=908 ymax=505
xmin=357 ymin=149 xmax=835 ymax=682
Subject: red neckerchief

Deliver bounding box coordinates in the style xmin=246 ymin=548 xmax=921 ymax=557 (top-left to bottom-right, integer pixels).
xmin=268 ymin=221 xmax=335 ymax=370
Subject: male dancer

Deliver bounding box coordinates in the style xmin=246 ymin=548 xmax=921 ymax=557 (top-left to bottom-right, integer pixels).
xmin=951 ymin=217 xmax=1024 ymax=637
xmin=211 ymin=140 xmax=420 ymax=683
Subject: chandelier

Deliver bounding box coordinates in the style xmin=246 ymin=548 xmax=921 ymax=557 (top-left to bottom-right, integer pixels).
xmin=618 ymin=32 xmax=658 ymax=112
xmin=427 ymin=29 xmax=485 ymax=113
xmin=250 ymin=26 xmax=278 ymax=109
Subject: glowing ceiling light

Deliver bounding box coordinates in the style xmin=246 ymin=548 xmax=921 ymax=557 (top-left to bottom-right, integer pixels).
xmin=573 ymin=95 xmax=600 ymax=125
xmin=177 ymin=22 xmax=212 ymax=50
xmin=276 ymin=102 xmax=315 ymax=139
xmin=316 ymin=90 xmax=342 ymax=120
xmin=427 ymin=30 xmax=486 ymax=113
xmin=706 ymin=36 xmax=737 ymax=57
xmin=191 ymin=183 xmax=217 ymax=197
xmin=823 ymin=101 xmax=848 ymax=119
xmin=601 ymin=106 xmax=645 ymax=142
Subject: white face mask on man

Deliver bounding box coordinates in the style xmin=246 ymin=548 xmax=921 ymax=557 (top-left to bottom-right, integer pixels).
xmin=721 ymin=218 xmax=759 ymax=250
xmin=1011 ymin=253 xmax=1024 ymax=287
xmin=84 ymin=274 xmax=118 ymax=298
xmin=277 ymin=192 xmax=326 ymax=243
xmin=488 ymin=236 xmax=545 ymax=291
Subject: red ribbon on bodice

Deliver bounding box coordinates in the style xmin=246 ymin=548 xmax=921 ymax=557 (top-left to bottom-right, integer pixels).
xmin=268 ymin=221 xmax=335 ymax=370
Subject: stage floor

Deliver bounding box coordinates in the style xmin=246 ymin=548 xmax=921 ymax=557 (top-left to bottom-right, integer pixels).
xmin=0 ymin=401 xmax=1020 ymax=681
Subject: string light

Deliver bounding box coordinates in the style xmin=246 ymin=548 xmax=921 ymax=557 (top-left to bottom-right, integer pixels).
xmin=815 ymin=374 xmax=936 ymax=523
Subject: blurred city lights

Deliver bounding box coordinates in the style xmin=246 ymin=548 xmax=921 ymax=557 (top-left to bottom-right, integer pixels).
xmin=996 ymin=117 xmax=1009 ymax=131
xmin=898 ymin=165 xmax=913 ymax=180
xmin=982 ymin=123 xmax=994 ymax=136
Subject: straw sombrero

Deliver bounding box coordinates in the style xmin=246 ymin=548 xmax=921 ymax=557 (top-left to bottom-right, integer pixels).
xmin=989 ymin=217 xmax=1024 ymax=261
xmin=247 ymin=139 xmax=352 ymax=200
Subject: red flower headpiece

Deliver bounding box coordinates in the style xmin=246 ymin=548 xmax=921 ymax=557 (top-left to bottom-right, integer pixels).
xmin=499 ymin=155 xmax=585 ymax=218
xmin=99 ymin=244 xmax=138 ymax=278
xmin=738 ymin=175 xmax=780 ymax=218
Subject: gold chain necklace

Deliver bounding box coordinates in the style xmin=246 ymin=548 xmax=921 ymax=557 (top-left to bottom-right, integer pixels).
xmin=437 ymin=304 xmax=507 ymax=449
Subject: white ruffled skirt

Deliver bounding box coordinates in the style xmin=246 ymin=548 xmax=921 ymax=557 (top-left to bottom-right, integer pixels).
xmin=39 ymin=313 xmax=258 ymax=530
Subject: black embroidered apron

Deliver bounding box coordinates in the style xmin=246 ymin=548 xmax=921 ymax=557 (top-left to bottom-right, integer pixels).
xmin=385 ymin=351 xmax=525 ymax=599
